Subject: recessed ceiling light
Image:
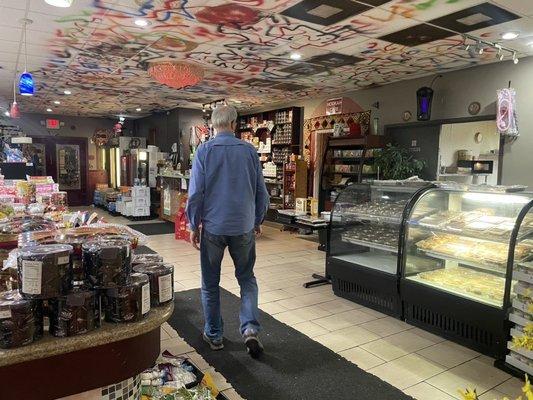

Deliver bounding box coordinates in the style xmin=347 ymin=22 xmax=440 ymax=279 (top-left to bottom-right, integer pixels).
xmin=53 ymin=100 xmax=61 ymax=105
xmin=502 ymin=32 xmax=519 ymax=40
xmin=63 ymin=90 xmax=71 ymax=95
xmin=290 ymin=52 xmax=302 ymax=60
xmin=134 ymin=18 xmax=150 ymax=27
xmin=46 ymin=108 xmax=53 ymax=112
xmin=44 ymin=0 xmax=74 ymax=7
xmin=136 ymin=107 xmax=142 ymax=112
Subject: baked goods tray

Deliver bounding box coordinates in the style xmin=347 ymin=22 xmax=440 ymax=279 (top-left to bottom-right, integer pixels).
xmin=341 ymin=236 xmax=398 ymax=254
xmin=407 ymin=275 xmax=501 ymax=308
xmin=507 ymin=342 xmax=533 ymax=363
xmin=410 ymin=224 xmax=533 ymax=244
xmin=417 ymin=249 xmax=507 ymax=277
xmin=506 ymin=353 xmax=533 ymax=376
xmin=343 ymin=212 xmax=401 ymax=225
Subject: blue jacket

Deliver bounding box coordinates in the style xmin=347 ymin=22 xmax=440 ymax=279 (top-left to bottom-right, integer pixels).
xmin=186 ymin=132 xmax=270 ymax=236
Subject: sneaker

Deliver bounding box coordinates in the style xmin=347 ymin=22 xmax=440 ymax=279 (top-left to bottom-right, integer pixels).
xmin=203 ymin=332 xmax=224 ymax=350
xmin=243 ymin=329 xmax=263 ymax=358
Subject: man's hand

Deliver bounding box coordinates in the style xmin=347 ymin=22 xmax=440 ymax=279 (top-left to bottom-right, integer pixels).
xmin=190 ymin=229 xmax=201 ymax=250
xmin=254 ymin=225 xmax=262 ymax=237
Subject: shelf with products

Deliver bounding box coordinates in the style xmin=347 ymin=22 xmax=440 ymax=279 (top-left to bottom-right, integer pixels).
xmin=401 ymin=184 xmax=533 ymax=358
xmin=320 ymin=136 xmax=385 ymax=214
xmin=282 ymin=159 xmax=307 ymax=210
xmin=328 ymin=181 xmax=431 ymax=318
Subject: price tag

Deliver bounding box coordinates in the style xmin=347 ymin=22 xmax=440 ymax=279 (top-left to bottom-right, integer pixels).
xmin=158 ymin=274 xmax=173 ymax=303
xmin=141 ymin=284 xmax=150 ymax=315
xmin=22 ymin=260 xmax=42 ymax=295
xmin=0 ymin=309 xmax=11 ymax=319
xmin=58 ymin=255 xmax=69 ymax=265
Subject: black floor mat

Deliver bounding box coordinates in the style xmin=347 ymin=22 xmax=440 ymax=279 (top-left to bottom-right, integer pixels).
xmin=127 ymin=221 xmax=175 ymax=235
xmin=168 ymin=288 xmax=414 ymax=400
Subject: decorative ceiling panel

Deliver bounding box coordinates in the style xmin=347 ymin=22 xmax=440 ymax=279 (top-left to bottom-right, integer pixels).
xmin=0 ymin=0 xmax=531 ymax=117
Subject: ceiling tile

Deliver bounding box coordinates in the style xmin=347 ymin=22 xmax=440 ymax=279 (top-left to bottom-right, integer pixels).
xmin=379 ymin=23 xmax=454 ymax=46
xmin=492 ymin=0 xmax=533 ymax=17
xmin=428 ymin=2 xmax=520 ymax=33
xmin=281 ymin=0 xmax=371 ymax=26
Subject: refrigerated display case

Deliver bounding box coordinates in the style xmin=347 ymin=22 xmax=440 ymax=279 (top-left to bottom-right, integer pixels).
xmin=401 ymin=184 xmax=533 ymax=357
xmin=327 ymin=181 xmax=429 ymax=317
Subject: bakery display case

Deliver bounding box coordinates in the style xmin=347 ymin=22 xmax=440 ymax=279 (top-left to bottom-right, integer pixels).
xmin=327 ymin=181 xmax=429 ymax=317
xmin=401 ymin=184 xmax=533 ymax=357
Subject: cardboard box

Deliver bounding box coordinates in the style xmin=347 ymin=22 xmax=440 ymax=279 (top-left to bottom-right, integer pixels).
xmin=133 ymin=206 xmax=150 ymax=217
xmin=123 ymin=202 xmax=133 ymax=216
xmin=295 ymin=198 xmax=308 ymax=213
xmin=310 ymin=198 xmax=319 ymax=217
xmin=133 ymin=196 xmax=150 ymax=207
xmin=132 ymin=186 xmax=150 ymax=198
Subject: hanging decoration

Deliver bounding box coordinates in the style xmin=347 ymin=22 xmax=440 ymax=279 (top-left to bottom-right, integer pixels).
xmin=91 ymin=129 xmax=110 ymax=146
xmin=497 ymin=87 xmax=519 ymax=140
xmin=148 ymin=62 xmax=204 ymax=89
xmin=18 ymin=19 xmax=34 ymax=97
xmin=10 ymin=80 xmax=20 ymax=119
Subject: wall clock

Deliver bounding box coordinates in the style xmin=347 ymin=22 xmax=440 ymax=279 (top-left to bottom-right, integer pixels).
xmin=468 ymin=101 xmax=481 ymax=115
xmin=402 ymin=111 xmax=412 ymax=122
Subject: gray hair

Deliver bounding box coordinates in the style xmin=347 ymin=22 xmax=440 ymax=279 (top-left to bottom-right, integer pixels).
xmin=211 ymin=105 xmax=238 ymax=130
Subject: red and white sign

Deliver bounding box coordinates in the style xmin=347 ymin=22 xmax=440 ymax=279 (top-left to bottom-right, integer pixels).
xmin=46 ymin=119 xmax=60 ymax=129
xmin=326 ymin=98 xmax=343 ymax=115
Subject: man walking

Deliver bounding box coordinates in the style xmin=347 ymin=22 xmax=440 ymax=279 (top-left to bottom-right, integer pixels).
xmin=186 ymin=105 xmax=269 ymax=358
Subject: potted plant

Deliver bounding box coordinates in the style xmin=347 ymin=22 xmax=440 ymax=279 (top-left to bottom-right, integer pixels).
xmin=373 ymin=144 xmax=425 ymax=180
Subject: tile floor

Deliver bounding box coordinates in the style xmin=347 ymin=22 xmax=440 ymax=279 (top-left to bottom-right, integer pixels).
xmin=95 ymin=209 xmax=523 ymax=400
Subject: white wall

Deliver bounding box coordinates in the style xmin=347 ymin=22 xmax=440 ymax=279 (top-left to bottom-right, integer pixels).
xmin=248 ymin=56 xmax=533 ymax=186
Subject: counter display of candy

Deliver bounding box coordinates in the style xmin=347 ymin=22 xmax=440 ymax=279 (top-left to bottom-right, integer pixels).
xmin=104 ymin=272 xmax=151 ymax=323
xmin=133 ymin=263 xmax=174 ymax=307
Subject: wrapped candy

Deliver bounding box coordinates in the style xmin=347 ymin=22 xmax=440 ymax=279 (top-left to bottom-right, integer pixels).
xmin=17 ymin=244 xmax=73 ymax=299
xmin=0 ymin=266 xmax=19 ymax=292
xmin=49 ymin=284 xmax=99 ymax=337
xmin=104 ymin=273 xmax=150 ymax=322
xmin=83 ymin=237 xmax=132 ymax=288
xmin=0 ymin=290 xmax=42 ymax=348
xmin=133 ymin=263 xmax=174 ymax=306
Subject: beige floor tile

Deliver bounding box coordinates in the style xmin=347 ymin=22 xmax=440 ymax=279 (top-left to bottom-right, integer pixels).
xmin=416 ymin=340 xmax=480 ymax=368
xmin=259 ymin=302 xmax=288 ymax=315
xmin=403 ymin=382 xmax=457 ymax=400
xmin=361 ymin=329 xmax=439 ymax=361
xmin=222 ymin=388 xmax=245 ymax=400
xmin=427 ymin=357 xmax=511 ymax=398
xmin=316 ymin=298 xmax=359 ymax=313
xmin=258 ymin=289 xmax=294 ymax=304
xmin=160 ymin=338 xmax=194 ymax=356
xmin=203 ymin=368 xmax=232 ymax=391
xmin=313 ymin=308 xmax=378 ymax=331
xmin=293 ymin=321 xmax=330 ymax=338
xmin=185 ymin=352 xmax=211 ymax=371
xmin=478 ymin=389 xmax=508 ymax=400
xmin=488 ymin=377 xmax=525 ymax=399
xmin=274 ymin=310 xmax=308 ymax=325
xmin=160 ymin=326 xmax=171 ymax=340
xmin=339 ymin=347 xmax=385 ymax=370
xmin=359 ymin=317 xmax=412 ymax=337
xmin=367 ymin=354 xmax=445 ymax=390
xmin=314 ymin=325 xmax=380 ymax=352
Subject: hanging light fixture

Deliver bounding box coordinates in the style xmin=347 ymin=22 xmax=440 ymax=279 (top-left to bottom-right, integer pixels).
xmin=44 ymin=0 xmax=74 ymax=7
xmin=10 ymin=80 xmax=20 ymax=119
xmin=18 ymin=19 xmax=34 ymax=96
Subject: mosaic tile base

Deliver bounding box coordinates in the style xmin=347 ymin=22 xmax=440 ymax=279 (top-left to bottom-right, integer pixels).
xmin=101 ymin=374 xmax=141 ymax=400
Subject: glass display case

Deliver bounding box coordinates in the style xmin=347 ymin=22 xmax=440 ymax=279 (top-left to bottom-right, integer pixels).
xmin=401 ymin=184 xmax=533 ymax=357
xmin=328 ymin=181 xmax=429 ymax=317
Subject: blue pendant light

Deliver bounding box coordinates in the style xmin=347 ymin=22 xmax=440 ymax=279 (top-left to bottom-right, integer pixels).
xmin=18 ymin=19 xmax=34 ymax=96
xmin=19 ymin=71 xmax=34 ymax=96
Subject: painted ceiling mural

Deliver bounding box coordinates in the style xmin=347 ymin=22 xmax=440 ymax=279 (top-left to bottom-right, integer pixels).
xmin=0 ymin=0 xmax=532 ymax=117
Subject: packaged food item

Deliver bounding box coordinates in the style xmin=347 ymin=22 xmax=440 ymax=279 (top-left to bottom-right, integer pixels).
xmin=83 ymin=237 xmax=132 ymax=288
xmin=0 ymin=216 xmax=57 ymax=249
xmin=0 ymin=266 xmax=19 ymax=292
xmin=55 ymin=234 xmax=88 ymax=283
xmin=132 ymin=253 xmax=163 ymax=266
xmin=17 ymin=244 xmax=73 ymax=299
xmin=133 ymin=263 xmax=174 ymax=306
xmin=49 ymin=284 xmax=100 ymax=337
xmin=104 ymin=273 xmax=150 ymax=322
xmin=0 ymin=290 xmax=40 ymax=348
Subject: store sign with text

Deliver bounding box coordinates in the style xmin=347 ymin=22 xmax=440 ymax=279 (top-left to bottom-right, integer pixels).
xmin=326 ymin=98 xmax=343 ymax=115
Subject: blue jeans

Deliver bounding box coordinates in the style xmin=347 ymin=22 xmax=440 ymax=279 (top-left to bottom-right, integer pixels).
xmin=200 ymin=229 xmax=260 ymax=340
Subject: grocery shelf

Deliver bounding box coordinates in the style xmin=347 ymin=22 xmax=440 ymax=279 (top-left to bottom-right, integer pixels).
xmin=506 ymin=353 xmax=533 ymax=376
xmin=343 ymin=211 xmax=402 ymax=225
xmin=341 ymin=236 xmax=398 ymax=254
xmin=510 ymin=312 xmax=530 ymax=328
xmin=332 ymin=252 xmax=397 ymax=274
xmin=417 ymin=249 xmax=507 ymax=277
xmin=406 ymin=275 xmax=502 ymax=308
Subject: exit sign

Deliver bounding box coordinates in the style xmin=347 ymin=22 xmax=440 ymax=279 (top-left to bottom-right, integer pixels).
xmin=46 ymin=119 xmax=60 ymax=129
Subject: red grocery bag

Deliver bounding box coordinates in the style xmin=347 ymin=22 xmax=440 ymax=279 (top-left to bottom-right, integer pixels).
xmin=175 ymin=197 xmax=190 ymax=242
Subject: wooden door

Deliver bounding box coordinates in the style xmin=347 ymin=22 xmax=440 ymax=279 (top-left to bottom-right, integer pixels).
xmin=32 ymin=136 xmax=89 ymax=206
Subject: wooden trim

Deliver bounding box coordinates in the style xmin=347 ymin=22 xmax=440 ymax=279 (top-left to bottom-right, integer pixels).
xmin=0 ymin=328 xmax=160 ymax=400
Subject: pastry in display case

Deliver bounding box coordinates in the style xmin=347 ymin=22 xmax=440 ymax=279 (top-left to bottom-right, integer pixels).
xmin=401 ymin=184 xmax=533 ymax=357
xmin=327 ymin=180 xmax=429 ymax=317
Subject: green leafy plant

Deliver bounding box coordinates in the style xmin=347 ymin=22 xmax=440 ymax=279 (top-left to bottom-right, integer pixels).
xmin=373 ymin=144 xmax=425 ymax=180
